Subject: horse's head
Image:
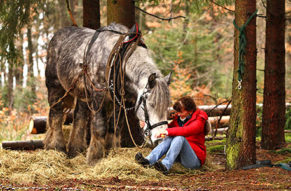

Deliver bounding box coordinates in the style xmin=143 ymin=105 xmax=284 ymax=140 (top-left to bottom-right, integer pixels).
xmin=135 ymin=72 xmax=171 ymax=144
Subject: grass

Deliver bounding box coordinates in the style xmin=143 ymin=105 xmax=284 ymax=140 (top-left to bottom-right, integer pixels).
xmin=285 ymin=133 xmax=291 ymax=143
xmin=207 ymin=144 xmax=225 ymax=154
xmin=269 ymin=148 xmax=291 ymax=155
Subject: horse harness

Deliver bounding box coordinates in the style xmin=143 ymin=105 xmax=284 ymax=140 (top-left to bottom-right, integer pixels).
xmin=135 ymin=86 xmax=168 ymax=136
xmin=51 ymin=24 xmax=167 ymax=147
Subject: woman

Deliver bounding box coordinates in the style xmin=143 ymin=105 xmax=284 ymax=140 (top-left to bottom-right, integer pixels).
xmin=135 ymin=96 xmax=208 ymax=174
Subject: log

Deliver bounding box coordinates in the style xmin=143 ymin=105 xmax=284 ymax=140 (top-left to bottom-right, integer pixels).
xmin=168 ymin=105 xmax=231 ymax=118
xmin=208 ymin=116 xmax=230 ymax=128
xmin=198 ymin=105 xmax=231 ymax=116
xmin=2 ymin=140 xmax=44 ymax=150
xmin=208 ymin=128 xmax=291 ymax=135
xmin=29 ymin=103 xmax=290 ymax=134
xmin=168 ymin=103 xmax=291 ymax=118
xmin=29 ymin=112 xmax=73 ymax=134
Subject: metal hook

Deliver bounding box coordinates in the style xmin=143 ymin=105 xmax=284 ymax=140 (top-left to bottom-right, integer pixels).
xmin=237 ymin=80 xmax=242 ymax=90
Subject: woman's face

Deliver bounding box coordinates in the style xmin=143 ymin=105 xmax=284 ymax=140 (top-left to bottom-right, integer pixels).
xmin=177 ymin=108 xmax=190 ymax=118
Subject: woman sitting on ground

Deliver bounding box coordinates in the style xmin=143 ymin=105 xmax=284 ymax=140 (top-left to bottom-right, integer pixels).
xmin=135 ymin=96 xmax=208 ymax=174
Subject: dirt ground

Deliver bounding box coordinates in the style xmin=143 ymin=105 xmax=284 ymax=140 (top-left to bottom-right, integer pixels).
xmin=0 ymin=142 xmax=290 ymax=191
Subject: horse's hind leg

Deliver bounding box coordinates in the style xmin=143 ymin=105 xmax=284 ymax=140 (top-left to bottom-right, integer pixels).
xmin=87 ymin=111 xmax=106 ymax=166
xmin=43 ymin=87 xmax=67 ymax=153
xmin=67 ymin=100 xmax=90 ymax=157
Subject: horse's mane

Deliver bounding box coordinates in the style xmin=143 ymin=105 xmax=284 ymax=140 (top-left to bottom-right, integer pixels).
xmin=148 ymin=78 xmax=170 ymax=119
xmin=103 ymin=23 xmax=129 ymax=33
xmin=104 ymin=23 xmax=170 ymax=119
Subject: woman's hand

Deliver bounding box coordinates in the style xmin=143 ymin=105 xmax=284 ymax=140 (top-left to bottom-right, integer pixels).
xmin=139 ymin=121 xmax=145 ymax=128
xmin=155 ymin=129 xmax=168 ymax=138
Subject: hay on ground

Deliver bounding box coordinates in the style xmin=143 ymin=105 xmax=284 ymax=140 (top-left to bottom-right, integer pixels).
xmin=0 ymin=147 xmax=219 ymax=185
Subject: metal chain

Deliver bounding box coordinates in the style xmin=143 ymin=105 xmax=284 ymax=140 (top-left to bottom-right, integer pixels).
xmin=109 ymin=82 xmax=135 ymax=111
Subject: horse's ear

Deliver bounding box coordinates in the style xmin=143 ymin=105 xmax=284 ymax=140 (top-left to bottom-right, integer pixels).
xmin=129 ymin=23 xmax=139 ymax=39
xmin=129 ymin=23 xmax=137 ymax=33
xmin=164 ymin=72 xmax=172 ymax=85
xmin=148 ymin=73 xmax=157 ymax=89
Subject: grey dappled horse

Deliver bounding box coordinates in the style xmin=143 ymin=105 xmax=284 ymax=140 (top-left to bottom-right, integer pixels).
xmin=44 ymin=23 xmax=171 ymax=165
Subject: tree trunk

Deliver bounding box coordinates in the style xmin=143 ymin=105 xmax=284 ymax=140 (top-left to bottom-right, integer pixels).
xmin=107 ymin=0 xmax=135 ymax=28
xmin=226 ymin=0 xmax=257 ymax=170
xmin=83 ymin=0 xmax=100 ymax=29
xmin=287 ymin=2 xmax=291 ymax=100
xmin=182 ymin=0 xmax=190 ymax=43
xmin=7 ymin=62 xmax=14 ymax=113
xmin=15 ymin=33 xmax=24 ymax=87
xmin=27 ymin=20 xmax=36 ymax=100
xmin=57 ymin=0 xmax=72 ymax=27
xmin=261 ymin=0 xmax=286 ymax=149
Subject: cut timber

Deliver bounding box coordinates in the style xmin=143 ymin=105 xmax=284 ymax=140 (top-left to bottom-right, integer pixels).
xmin=208 ymin=116 xmax=230 ymax=128
xmin=2 ymin=140 xmax=44 ymax=150
xmin=198 ymin=105 xmax=231 ymax=117
xmin=168 ymin=103 xmax=291 ymax=118
xmin=168 ymin=105 xmax=231 ymax=118
xmin=29 ymin=112 xmax=73 ymax=134
xmin=29 ymin=116 xmax=46 ymax=134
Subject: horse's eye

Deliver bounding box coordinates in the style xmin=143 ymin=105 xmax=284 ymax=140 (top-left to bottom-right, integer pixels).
xmin=148 ymin=102 xmax=155 ymax=108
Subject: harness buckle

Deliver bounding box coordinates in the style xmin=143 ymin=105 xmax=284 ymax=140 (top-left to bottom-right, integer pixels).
xmin=144 ymin=129 xmax=150 ymax=137
xmin=120 ymin=88 xmax=125 ymax=96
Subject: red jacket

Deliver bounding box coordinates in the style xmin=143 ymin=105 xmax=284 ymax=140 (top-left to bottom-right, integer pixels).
xmin=166 ymin=109 xmax=208 ymax=165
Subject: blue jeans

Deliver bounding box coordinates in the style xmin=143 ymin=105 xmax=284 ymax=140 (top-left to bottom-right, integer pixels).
xmin=146 ymin=136 xmax=201 ymax=170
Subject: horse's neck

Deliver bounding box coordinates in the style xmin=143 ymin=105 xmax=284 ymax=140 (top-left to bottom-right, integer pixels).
xmin=125 ymin=74 xmax=148 ymax=97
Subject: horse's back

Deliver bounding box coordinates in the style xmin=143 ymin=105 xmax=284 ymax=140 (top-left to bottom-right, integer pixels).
xmin=45 ymin=27 xmax=95 ymax=90
xmin=45 ymin=23 xmax=130 ymax=93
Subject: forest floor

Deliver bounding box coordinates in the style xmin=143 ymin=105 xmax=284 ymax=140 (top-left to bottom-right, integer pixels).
xmin=0 ymin=140 xmax=290 ymax=191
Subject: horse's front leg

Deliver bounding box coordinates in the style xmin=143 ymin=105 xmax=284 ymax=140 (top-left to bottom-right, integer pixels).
xmin=67 ymin=100 xmax=90 ymax=158
xmin=87 ymin=111 xmax=106 ymax=166
xmin=104 ymin=109 xmax=122 ymax=151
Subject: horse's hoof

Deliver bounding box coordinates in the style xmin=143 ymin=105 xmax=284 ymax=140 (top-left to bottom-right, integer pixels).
xmin=87 ymin=158 xmax=100 ymax=166
xmin=86 ymin=149 xmax=104 ymax=166
xmin=44 ymin=142 xmax=66 ymax=153
xmin=67 ymin=148 xmax=85 ymax=158
xmin=67 ymin=144 xmax=86 ymax=158
xmin=67 ymin=150 xmax=78 ymax=158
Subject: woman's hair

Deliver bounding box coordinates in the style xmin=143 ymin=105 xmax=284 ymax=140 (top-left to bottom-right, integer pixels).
xmin=173 ymin=96 xmax=196 ymax=112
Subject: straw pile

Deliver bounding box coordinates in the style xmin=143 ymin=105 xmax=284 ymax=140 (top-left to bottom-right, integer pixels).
xmin=0 ymin=147 xmax=217 ymax=185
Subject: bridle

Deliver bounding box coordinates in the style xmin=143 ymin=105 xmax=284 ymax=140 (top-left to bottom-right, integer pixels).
xmin=135 ymin=84 xmax=168 ymax=137
xmin=84 ymin=23 xmax=168 ymax=147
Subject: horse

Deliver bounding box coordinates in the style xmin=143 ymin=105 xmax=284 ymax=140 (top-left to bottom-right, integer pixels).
xmin=44 ymin=23 xmax=171 ymax=165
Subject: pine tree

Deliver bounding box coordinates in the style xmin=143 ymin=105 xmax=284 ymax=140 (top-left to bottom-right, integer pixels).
xmin=226 ymin=0 xmax=257 ymax=169
xmin=261 ymin=0 xmax=286 ymax=149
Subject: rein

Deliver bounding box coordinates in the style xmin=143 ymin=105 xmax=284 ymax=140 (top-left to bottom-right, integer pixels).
xmin=51 ymin=24 xmax=166 ymax=148
xmin=135 ymin=88 xmax=168 ymax=137
xmin=105 ymin=25 xmax=146 ymax=148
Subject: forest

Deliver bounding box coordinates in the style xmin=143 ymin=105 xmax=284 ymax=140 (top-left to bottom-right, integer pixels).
xmin=0 ymin=0 xmax=290 ymax=190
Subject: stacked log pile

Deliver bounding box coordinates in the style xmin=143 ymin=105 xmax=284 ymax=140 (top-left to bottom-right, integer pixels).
xmin=2 ymin=104 xmax=290 ymax=150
